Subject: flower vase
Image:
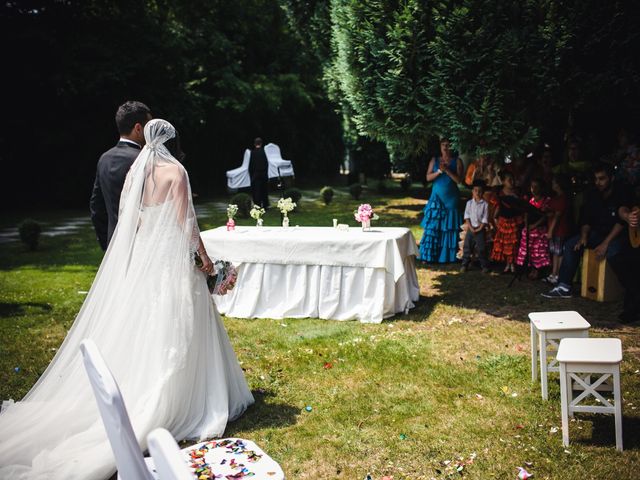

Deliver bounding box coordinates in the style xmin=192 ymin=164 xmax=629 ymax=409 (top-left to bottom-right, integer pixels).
xmin=226 ymin=218 xmax=235 ymax=231
xmin=361 ymin=218 xmax=371 ymax=232
xmin=256 ymin=218 xmax=264 ymax=228
xmin=282 ymin=215 xmax=289 ymax=228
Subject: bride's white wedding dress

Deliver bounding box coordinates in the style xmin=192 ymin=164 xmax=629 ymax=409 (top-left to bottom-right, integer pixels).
xmin=0 ymin=119 xmax=254 ymax=479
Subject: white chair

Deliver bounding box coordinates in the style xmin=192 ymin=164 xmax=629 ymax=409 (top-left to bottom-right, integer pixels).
xmin=264 ymin=143 xmax=295 ymax=179
xmin=80 ymin=339 xmax=157 ymax=479
xmin=528 ymin=311 xmax=591 ymax=400
xmin=81 ymin=339 xmax=285 ymax=479
xmin=226 ymin=149 xmax=252 ymax=190
xmin=557 ymin=338 xmax=623 ymax=451
xmin=147 ymin=429 xmax=193 ymax=480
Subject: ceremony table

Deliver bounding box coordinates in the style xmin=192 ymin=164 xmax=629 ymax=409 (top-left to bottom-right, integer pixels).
xmin=200 ymin=226 xmax=420 ymax=323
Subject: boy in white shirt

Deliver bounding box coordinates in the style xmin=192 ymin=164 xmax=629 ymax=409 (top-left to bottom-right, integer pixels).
xmin=461 ymin=180 xmax=490 ymax=272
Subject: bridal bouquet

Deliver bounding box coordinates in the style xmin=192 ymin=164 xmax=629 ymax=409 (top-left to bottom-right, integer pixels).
xmin=354 ymin=203 xmax=379 ymax=231
xmin=194 ymin=254 xmax=238 ymax=295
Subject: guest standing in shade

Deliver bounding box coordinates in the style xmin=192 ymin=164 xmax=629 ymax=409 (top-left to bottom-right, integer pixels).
xmin=418 ymin=137 xmax=464 ymax=263
xmin=248 ymin=137 xmax=270 ymax=208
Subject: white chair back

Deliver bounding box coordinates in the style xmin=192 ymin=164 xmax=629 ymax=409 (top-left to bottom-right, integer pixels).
xmin=147 ymin=428 xmax=194 ymax=480
xmin=80 ymin=339 xmax=154 ymax=480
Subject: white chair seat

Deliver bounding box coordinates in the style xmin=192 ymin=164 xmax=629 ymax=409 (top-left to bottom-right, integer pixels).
xmin=528 ymin=311 xmax=591 ymax=400
xmin=148 ymin=428 xmax=285 ymax=480
xmin=557 ymin=337 xmax=623 ymax=451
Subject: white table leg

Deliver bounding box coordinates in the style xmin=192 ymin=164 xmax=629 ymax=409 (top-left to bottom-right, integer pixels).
xmin=560 ymin=362 xmax=570 ymax=447
xmin=613 ymin=366 xmax=623 ymax=451
xmin=540 ymin=331 xmax=548 ymax=400
xmin=531 ymin=323 xmax=538 ymax=382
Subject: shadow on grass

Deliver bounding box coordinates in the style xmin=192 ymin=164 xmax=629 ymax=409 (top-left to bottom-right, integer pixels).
xmin=412 ymin=261 xmax=627 ymax=327
xmin=224 ymin=389 xmax=300 ymax=435
xmin=0 ymin=302 xmax=53 ymax=317
xmin=573 ymin=413 xmax=640 ymax=450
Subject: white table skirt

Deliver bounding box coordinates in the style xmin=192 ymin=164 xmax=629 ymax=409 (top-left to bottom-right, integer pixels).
xmin=214 ymin=256 xmax=420 ymax=323
xmin=201 ymin=226 xmax=420 ymax=323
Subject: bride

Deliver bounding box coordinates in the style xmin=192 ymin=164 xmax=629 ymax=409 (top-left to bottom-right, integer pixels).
xmin=0 ymin=119 xmax=254 ymax=479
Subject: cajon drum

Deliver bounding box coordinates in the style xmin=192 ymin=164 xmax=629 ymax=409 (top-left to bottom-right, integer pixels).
xmin=581 ymin=249 xmax=624 ymax=302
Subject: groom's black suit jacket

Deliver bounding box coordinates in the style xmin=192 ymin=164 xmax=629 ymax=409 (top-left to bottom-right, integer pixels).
xmin=90 ymin=141 xmax=141 ymax=251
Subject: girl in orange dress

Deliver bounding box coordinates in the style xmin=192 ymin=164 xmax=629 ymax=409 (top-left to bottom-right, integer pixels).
xmin=490 ymin=171 xmax=522 ymax=273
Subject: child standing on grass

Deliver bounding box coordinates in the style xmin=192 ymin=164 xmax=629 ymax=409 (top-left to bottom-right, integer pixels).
xmin=516 ymin=178 xmax=551 ymax=279
xmin=491 ymin=171 xmax=522 ymax=273
xmin=461 ymin=180 xmax=490 ymax=272
xmin=544 ymin=174 xmax=572 ymax=284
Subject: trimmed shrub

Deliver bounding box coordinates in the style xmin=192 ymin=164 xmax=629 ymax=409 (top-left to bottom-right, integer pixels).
xmin=349 ymin=183 xmax=363 ymax=200
xmin=320 ymin=186 xmax=334 ymax=205
xmin=400 ymin=174 xmax=412 ymax=193
xmin=18 ymin=219 xmax=41 ymax=251
xmin=283 ymin=188 xmax=302 ymax=204
xmin=230 ymin=193 xmax=252 ymax=218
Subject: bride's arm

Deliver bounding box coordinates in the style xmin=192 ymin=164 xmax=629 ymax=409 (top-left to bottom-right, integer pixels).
xmin=173 ymin=168 xmax=214 ymax=274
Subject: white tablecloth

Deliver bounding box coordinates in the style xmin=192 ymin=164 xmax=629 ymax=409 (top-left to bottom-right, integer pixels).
xmin=201 ymin=226 xmax=420 ymax=323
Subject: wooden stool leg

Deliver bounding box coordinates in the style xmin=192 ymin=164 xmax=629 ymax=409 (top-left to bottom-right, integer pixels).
xmin=560 ymin=362 xmax=570 ymax=447
xmin=531 ymin=324 xmax=538 ymax=382
xmin=540 ymin=332 xmax=549 ymax=400
xmin=613 ymin=366 xmax=623 ymax=451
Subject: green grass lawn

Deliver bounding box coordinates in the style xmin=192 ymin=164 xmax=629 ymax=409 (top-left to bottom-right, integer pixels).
xmin=1 ymin=182 xmax=639 ymax=479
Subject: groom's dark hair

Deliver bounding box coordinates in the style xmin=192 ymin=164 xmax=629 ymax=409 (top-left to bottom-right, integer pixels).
xmin=115 ymin=101 xmax=151 ymax=135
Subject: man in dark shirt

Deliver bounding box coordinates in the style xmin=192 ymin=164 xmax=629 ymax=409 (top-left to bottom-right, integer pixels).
xmin=248 ymin=137 xmax=270 ymax=208
xmin=543 ymin=163 xmax=631 ymax=298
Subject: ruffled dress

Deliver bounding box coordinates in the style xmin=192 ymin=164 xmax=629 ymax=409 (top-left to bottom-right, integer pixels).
xmin=418 ymin=156 xmax=462 ymax=263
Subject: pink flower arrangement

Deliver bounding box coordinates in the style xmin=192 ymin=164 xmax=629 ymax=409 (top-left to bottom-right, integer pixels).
xmin=354 ymin=204 xmax=380 ymax=223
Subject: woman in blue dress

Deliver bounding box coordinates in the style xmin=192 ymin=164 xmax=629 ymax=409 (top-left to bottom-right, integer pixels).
xmin=419 ymin=138 xmax=464 ymax=263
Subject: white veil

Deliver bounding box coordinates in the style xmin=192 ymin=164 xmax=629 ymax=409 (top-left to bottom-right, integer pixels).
xmin=0 ymin=119 xmax=253 ymax=479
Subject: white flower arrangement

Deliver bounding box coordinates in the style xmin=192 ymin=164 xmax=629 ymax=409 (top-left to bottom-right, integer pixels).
xmin=277 ymin=197 xmax=297 ymax=215
xmin=226 ymin=204 xmax=239 ymax=219
xmin=250 ymin=205 xmax=266 ymax=220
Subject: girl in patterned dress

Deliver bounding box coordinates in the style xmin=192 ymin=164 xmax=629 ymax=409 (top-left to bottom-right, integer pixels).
xmin=516 ymin=178 xmax=551 ymax=279
xmin=490 ymin=171 xmax=522 ymax=273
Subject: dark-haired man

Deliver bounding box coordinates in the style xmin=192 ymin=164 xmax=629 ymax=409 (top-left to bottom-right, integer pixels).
xmin=90 ymin=101 xmax=152 ymax=250
xmin=543 ymin=163 xmax=632 ymax=299
xmin=248 ymin=137 xmax=269 ymax=208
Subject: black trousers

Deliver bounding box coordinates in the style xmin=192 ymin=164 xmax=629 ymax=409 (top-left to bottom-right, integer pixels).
xmin=251 ymin=174 xmax=269 ymax=208
xmin=462 ymin=229 xmax=489 ymax=268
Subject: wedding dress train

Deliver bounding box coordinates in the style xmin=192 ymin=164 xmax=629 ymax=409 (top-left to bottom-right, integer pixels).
xmin=0 ymin=119 xmax=254 ymax=479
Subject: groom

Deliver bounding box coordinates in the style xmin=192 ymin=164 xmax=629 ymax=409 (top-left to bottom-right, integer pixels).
xmin=90 ymin=101 xmax=152 ymax=250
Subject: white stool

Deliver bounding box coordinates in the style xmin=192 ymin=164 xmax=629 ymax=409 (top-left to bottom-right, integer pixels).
xmin=557 ymin=338 xmax=623 ymax=451
xmin=528 ymin=311 xmax=590 ymax=400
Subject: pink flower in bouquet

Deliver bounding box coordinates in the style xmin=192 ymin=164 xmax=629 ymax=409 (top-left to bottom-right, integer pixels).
xmin=354 ymin=203 xmax=373 ymax=222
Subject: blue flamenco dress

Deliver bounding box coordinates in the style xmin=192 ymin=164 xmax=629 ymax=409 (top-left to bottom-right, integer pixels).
xmin=418 ymin=156 xmax=462 ymax=263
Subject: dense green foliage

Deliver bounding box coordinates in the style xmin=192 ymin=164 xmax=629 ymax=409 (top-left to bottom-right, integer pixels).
xmin=1 ymin=0 xmax=344 ymax=207
xmin=3 ymin=1 xmax=640 ymax=205
xmin=284 ymin=0 xmax=640 ymax=169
